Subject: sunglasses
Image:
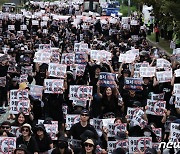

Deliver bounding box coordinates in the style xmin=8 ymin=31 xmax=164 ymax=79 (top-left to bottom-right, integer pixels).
xmin=22 ymin=128 xmax=29 ymax=132
xmin=81 ymin=114 xmax=88 ymax=117
xmin=1 ymin=126 xmax=10 ymax=129
xmin=84 ymin=143 xmax=93 ymax=147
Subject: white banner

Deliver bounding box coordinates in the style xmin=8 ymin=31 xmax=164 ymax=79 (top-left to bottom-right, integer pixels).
xmin=48 ymin=63 xmax=67 ymax=78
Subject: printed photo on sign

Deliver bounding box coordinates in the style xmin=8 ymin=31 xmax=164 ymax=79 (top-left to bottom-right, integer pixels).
xmin=173 ymin=84 xmax=180 ymax=94
xmin=146 ymin=100 xmax=166 ymax=116
xmin=10 ymin=126 xmax=21 ymax=138
xmin=107 ymin=123 xmax=127 ymax=137
xmin=66 ymin=114 xmax=80 ymax=130
xmin=152 ymin=128 xmax=162 ymax=142
xmin=29 ymin=85 xmax=43 ymax=99
xmin=69 ymin=85 xmax=93 ymax=101
xmin=61 ymin=53 xmax=75 ymax=66
xmin=10 ymin=99 xmax=30 ymax=115
xmin=175 ymin=95 xmax=180 ymax=108
xmin=124 ymin=77 xmax=143 ymax=91
xmin=48 ymin=63 xmax=67 ymax=78
xmin=75 ymin=52 xmax=88 ymax=64
xmin=73 ymin=100 xmax=87 ymax=108
xmin=39 ymin=44 xmax=51 ymax=50
xmin=99 ymin=72 xmax=116 ymax=88
xmin=128 ymin=137 xmax=152 ymax=153
xmin=0 ymin=137 xmax=16 ymax=153
xmin=127 ymin=107 xmax=141 ymax=120
xmin=44 ymin=124 xmax=58 ymax=140
xmin=93 ymin=118 xmax=103 ymax=132
xmin=44 ymin=79 xmax=64 ymax=94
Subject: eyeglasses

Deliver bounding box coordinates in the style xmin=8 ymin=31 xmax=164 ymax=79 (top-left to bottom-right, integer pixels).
xmin=84 ymin=143 xmax=93 ymax=147
xmin=1 ymin=126 xmax=10 ymax=129
xmin=22 ymin=128 xmax=29 ymax=132
xmin=81 ymin=114 xmax=88 ymax=117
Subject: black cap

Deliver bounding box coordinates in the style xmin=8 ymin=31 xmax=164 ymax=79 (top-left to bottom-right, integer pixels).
xmin=80 ymin=130 xmax=95 ymax=141
xmin=14 ymin=144 xmax=28 ymax=153
xmin=80 ymin=109 xmax=89 ymax=116
xmin=58 ymin=135 xmax=68 ymax=143
xmin=36 ymin=123 xmax=46 ymax=132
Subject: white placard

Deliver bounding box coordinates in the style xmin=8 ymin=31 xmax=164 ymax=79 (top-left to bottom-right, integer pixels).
xmin=107 ymin=123 xmax=127 ymax=137
xmin=32 ymin=20 xmax=39 ymax=25
xmin=170 ymin=123 xmax=180 ymax=142
xmin=156 ymin=58 xmax=171 ymax=69
xmin=44 ymin=79 xmax=64 ymax=94
xmin=66 ymin=114 xmax=80 ymax=130
xmin=8 ymin=25 xmax=15 ymax=30
xmin=140 ymin=67 xmax=156 ymax=77
xmin=20 ymin=25 xmax=27 ymax=31
xmin=175 ymin=69 xmax=180 ymax=77
xmin=119 ymin=53 xmax=136 ymax=63
xmin=128 ymin=137 xmax=152 ymax=153
xmin=69 ymin=85 xmax=93 ymax=100
xmin=146 ymin=99 xmax=166 ymax=116
xmin=34 ymin=51 xmax=51 ymax=63
xmin=156 ymin=70 xmax=172 ymax=83
xmin=175 ymin=94 xmax=180 ymax=108
xmin=61 ymin=53 xmax=75 ymax=66
xmin=0 ymin=137 xmax=16 ymax=153
xmin=48 ymin=63 xmax=67 ymax=78
xmin=108 ymin=140 xmax=128 ymax=154
xmin=44 ymin=124 xmax=58 ymax=140
xmin=174 ymin=84 xmax=180 ymax=94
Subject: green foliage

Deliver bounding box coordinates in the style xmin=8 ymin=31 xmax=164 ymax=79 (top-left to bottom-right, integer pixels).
xmin=120 ymin=5 xmax=137 ymax=16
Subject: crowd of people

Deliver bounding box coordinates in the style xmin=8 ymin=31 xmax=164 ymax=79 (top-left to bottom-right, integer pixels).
xmin=0 ymin=1 xmax=179 ymax=154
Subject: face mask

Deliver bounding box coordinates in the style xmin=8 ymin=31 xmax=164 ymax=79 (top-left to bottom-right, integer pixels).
xmin=58 ymin=142 xmax=67 ymax=149
xmin=144 ymin=131 xmax=151 ymax=137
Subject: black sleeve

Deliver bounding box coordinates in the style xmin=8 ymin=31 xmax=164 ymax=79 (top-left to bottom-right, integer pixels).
xmin=31 ymin=136 xmax=40 ymax=152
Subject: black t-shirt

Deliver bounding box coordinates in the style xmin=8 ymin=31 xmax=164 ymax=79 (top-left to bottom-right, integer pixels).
xmin=35 ymin=134 xmax=52 ymax=152
xmin=69 ymin=122 xmax=98 ymax=140
xmin=16 ymin=135 xmax=39 ymax=154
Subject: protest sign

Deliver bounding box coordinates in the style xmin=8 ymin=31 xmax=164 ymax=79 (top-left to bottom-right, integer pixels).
xmin=175 ymin=69 xmax=180 ymax=77
xmin=175 ymin=95 xmax=180 ymax=108
xmin=101 ymin=118 xmax=115 ymax=127
xmin=90 ymin=50 xmax=112 ymax=62
xmin=20 ymin=25 xmax=27 ymax=31
xmin=128 ymin=137 xmax=152 ymax=153
xmin=127 ymin=107 xmax=141 ymax=120
xmin=156 ymin=70 xmax=172 ymax=83
xmin=44 ymin=124 xmax=58 ymax=140
xmin=39 ymin=44 xmax=51 ymax=50
xmin=107 ymin=140 xmax=128 ymax=154
xmin=130 ymin=109 xmax=147 ymax=128
xmin=38 ymin=120 xmax=58 ymax=125
xmin=99 ymin=72 xmax=116 ymax=88
xmin=133 ymin=71 xmax=140 ymax=78
xmin=41 ymin=21 xmax=47 ymax=27
xmin=61 ymin=53 xmax=75 ymax=66
xmin=0 ymin=77 xmax=6 ymax=87
xmin=146 ymin=100 xmax=166 ymax=116
xmin=32 ymin=20 xmax=39 ymax=25
xmin=121 ymin=17 xmax=130 ymax=24
xmin=66 ymin=114 xmax=80 ymax=130
xmin=21 ymin=65 xmax=33 ymax=76
xmin=8 ymin=25 xmax=15 ymax=30
xmin=0 ymin=137 xmax=16 ymax=154
xmin=152 ymin=143 xmax=160 ymax=152
xmin=131 ymin=35 xmax=139 ymax=41
xmin=151 ymin=93 xmax=164 ymax=101
xmin=69 ymin=139 xmax=82 ymax=148
xmin=19 ymin=74 xmax=28 ymax=83
xmin=10 ymin=99 xmax=30 ymax=115
xmin=44 ymin=79 xmax=64 ymax=94
xmin=10 ymin=90 xmax=29 ymax=101
xmin=34 ymin=51 xmax=51 ymax=63
xmin=152 ymin=128 xmax=162 ymax=142
xmin=69 ymin=85 xmax=93 ymax=100
xmin=140 ymin=67 xmax=156 ymax=77
xmin=50 ymin=48 xmax=60 ymax=63
xmin=130 ymin=20 xmax=138 ymax=25
xmin=173 ymin=84 xmax=180 ymax=94
xmin=93 ymin=118 xmax=103 ymax=132
xmin=107 ymin=123 xmax=127 ymax=137
xmin=75 ymin=64 xmax=86 ymax=76
xmin=75 ymin=52 xmax=88 ymax=64
xmin=119 ymin=53 xmax=136 ymax=63
xmin=170 ymin=123 xmax=180 ymax=142
xmin=126 ymin=49 xmax=139 ymax=57
xmin=72 ymin=100 xmax=87 ymax=108
xmin=10 ymin=126 xmax=21 ymax=138
xmin=124 ymin=77 xmax=143 ymax=91
xmin=29 ymin=85 xmax=43 ymax=99
xmin=48 ymin=63 xmax=67 ymax=78
xmin=79 ymin=43 xmax=89 ymax=52
xmin=156 ymin=58 xmax=171 ymax=69
xmin=74 ymin=43 xmax=81 ymax=52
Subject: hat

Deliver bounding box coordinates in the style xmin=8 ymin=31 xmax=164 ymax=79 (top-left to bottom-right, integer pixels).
xmin=80 ymin=109 xmax=89 ymax=116
xmin=144 ymin=148 xmax=157 ymax=154
xmin=58 ymin=135 xmax=68 ymax=143
xmin=21 ymin=123 xmax=32 ymax=134
xmin=84 ymin=139 xmax=94 ymax=145
xmin=14 ymin=144 xmax=28 ymax=153
xmin=19 ymin=82 xmax=28 ymax=90
xmin=114 ymin=131 xmax=127 ymax=140
xmin=80 ymin=130 xmax=95 ymax=141
xmin=36 ymin=123 xmax=46 ymax=132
